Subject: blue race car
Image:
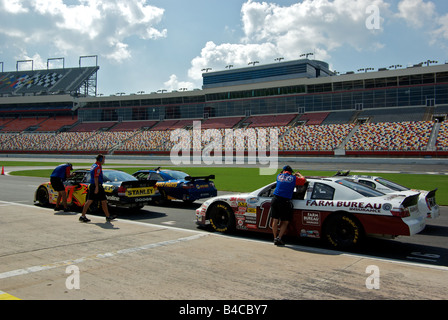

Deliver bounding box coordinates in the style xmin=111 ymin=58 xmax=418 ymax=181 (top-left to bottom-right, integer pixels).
xmin=132 ymin=168 xmax=217 ymax=204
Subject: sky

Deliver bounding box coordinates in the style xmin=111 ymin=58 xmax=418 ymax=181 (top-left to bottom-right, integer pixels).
xmin=0 ymin=0 xmax=447 ymax=96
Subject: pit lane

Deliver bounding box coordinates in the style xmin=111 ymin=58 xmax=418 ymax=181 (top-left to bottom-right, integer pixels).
xmin=1 ymin=155 xmax=448 ymax=268
xmin=1 ymin=158 xmax=448 ymax=300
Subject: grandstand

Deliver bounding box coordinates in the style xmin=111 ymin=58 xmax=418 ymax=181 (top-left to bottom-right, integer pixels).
xmin=0 ymin=57 xmax=448 ymax=157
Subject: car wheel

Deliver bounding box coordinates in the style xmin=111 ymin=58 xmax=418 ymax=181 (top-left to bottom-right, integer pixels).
xmin=153 ymin=189 xmax=168 ymax=206
xmin=36 ymin=186 xmax=50 ymax=206
xmin=209 ymin=203 xmax=235 ymax=233
xmin=323 ymin=213 xmax=363 ymax=250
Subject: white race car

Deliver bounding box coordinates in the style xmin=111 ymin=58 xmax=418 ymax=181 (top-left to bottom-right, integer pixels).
xmin=334 ymin=171 xmax=439 ymax=219
xmin=196 ymin=177 xmax=426 ymax=249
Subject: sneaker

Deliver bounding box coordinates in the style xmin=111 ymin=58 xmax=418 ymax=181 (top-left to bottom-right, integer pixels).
xmin=54 ymin=206 xmax=61 ymax=211
xmin=106 ymin=215 xmax=117 ymax=222
xmin=274 ymin=237 xmax=285 ymax=246
xmin=63 ymin=207 xmax=71 ymax=212
xmin=79 ymin=216 xmax=91 ymax=223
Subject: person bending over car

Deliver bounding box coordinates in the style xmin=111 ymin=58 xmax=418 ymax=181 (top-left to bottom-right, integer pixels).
xmin=79 ymin=154 xmax=116 ymax=223
xmin=50 ymin=163 xmax=73 ymax=212
xmin=270 ymin=165 xmax=307 ymax=246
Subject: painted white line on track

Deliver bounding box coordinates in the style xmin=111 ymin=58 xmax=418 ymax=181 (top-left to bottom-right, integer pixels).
xmin=2 ymin=200 xmax=448 ymax=273
xmin=0 ymin=233 xmax=208 ymax=280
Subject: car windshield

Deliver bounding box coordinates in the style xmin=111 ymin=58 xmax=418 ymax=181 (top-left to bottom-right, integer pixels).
xmin=165 ymin=171 xmax=189 ymax=180
xmin=103 ymin=170 xmax=137 ymax=182
xmin=336 ymin=179 xmax=385 ymax=197
xmin=375 ymin=177 xmax=409 ymax=191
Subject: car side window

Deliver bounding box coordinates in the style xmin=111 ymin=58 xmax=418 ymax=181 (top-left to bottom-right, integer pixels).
xmin=149 ymin=173 xmax=164 ymax=181
xmin=311 ymin=183 xmax=335 ymax=200
xmin=358 ymin=179 xmax=376 ymax=189
xmin=259 ymin=183 xmax=276 ymax=198
xmin=83 ymin=173 xmax=90 ymax=183
xmin=68 ymin=172 xmax=87 ymax=184
xmin=134 ymin=172 xmax=149 ymax=180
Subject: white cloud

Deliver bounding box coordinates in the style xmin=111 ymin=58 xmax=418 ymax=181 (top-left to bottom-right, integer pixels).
xmin=163 ymin=74 xmax=195 ymax=92
xmin=188 ymin=41 xmax=277 ymax=80
xmin=396 ymin=0 xmax=448 ymax=47
xmin=396 ymin=0 xmax=436 ymax=28
xmin=187 ymin=0 xmax=390 ymax=82
xmin=433 ymin=13 xmax=448 ymax=40
xmin=1 ymin=0 xmax=28 ymax=13
xmin=0 ymin=0 xmax=167 ymax=63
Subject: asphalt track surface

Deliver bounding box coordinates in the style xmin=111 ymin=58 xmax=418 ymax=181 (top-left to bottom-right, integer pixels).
xmin=0 ymin=155 xmax=447 ymax=304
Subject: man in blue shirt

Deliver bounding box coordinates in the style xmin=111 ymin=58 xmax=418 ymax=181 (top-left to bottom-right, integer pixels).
xmin=79 ymin=154 xmax=116 ymax=223
xmin=50 ymin=163 xmax=73 ymax=212
xmin=270 ymin=165 xmax=307 ymax=246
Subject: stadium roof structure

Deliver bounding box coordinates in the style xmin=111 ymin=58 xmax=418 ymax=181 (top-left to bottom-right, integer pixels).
xmin=202 ymin=58 xmax=334 ymax=89
xmin=0 ymin=65 xmax=99 ymax=98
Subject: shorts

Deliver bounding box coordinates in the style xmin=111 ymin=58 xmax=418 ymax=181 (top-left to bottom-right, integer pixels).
xmin=87 ymin=184 xmax=107 ymax=202
xmin=50 ymin=177 xmax=65 ymax=192
xmin=269 ymin=195 xmax=293 ymax=221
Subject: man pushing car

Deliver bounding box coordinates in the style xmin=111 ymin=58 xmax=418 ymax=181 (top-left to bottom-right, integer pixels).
xmin=270 ymin=165 xmax=307 ymax=246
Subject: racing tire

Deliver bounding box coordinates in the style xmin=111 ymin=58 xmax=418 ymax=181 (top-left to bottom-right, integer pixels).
xmin=36 ymin=186 xmax=50 ymax=206
xmin=209 ymin=203 xmax=235 ymax=233
xmin=323 ymin=213 xmax=363 ymax=250
xmin=153 ymin=189 xmax=168 ymax=206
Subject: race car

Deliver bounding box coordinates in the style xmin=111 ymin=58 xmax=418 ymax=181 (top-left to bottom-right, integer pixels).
xmin=35 ymin=169 xmax=160 ymax=212
xmin=196 ymin=177 xmax=426 ymax=249
xmin=132 ymin=167 xmax=217 ymax=204
xmin=334 ymin=171 xmax=439 ymax=219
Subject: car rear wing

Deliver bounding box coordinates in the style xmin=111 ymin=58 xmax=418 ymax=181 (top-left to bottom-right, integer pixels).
xmin=425 ymin=188 xmax=438 ymax=207
xmin=185 ymin=175 xmax=215 ymax=182
xmin=401 ymin=193 xmax=420 ymax=208
xmin=391 ymin=193 xmax=420 ymax=218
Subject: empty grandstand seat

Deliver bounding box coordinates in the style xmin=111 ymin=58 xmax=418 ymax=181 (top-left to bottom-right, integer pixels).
xmin=36 ymin=116 xmax=78 ymax=132
xmin=202 ymin=117 xmax=243 ymax=129
xmin=298 ymin=112 xmax=329 ymax=125
xmin=0 ymin=117 xmax=47 ymax=132
xmin=69 ymin=121 xmax=116 ymax=132
xmin=247 ymin=114 xmax=296 ymax=127
xmin=111 ymin=120 xmax=157 ymax=131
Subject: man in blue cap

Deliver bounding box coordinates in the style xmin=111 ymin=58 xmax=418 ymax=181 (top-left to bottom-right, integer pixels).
xmin=50 ymin=163 xmax=73 ymax=212
xmin=270 ymin=165 xmax=307 ymax=246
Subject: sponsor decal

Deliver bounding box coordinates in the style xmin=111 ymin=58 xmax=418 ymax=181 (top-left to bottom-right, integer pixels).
xmin=247 ymin=197 xmax=259 ymax=204
xmin=302 ymin=211 xmax=321 ymax=226
xmin=126 ymin=187 xmax=155 ymax=197
xmin=103 ymin=185 xmax=114 ymax=192
xmin=157 ymin=182 xmax=178 ymax=188
xmin=300 ymin=229 xmax=320 ymax=238
xmin=246 ymin=207 xmax=257 ymax=214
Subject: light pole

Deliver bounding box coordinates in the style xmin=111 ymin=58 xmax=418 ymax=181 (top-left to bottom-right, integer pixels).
xmin=248 ymin=61 xmax=259 ymax=66
xmin=357 ymin=68 xmax=374 ymax=73
xmin=274 ymin=57 xmax=284 ymax=62
xmin=225 ymin=65 xmax=233 ymax=69
xmin=422 ymin=60 xmax=438 ymax=66
xmin=201 ymin=68 xmax=212 ymax=72
xmin=300 ymin=53 xmax=314 ymax=59
xmin=389 ymin=64 xmax=402 ymax=69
